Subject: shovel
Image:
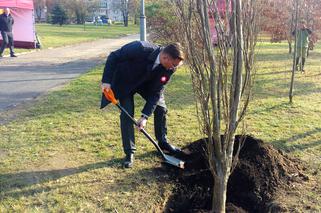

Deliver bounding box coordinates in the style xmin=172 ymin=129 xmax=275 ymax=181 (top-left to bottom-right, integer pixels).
xmin=103 ymin=88 xmax=185 ymax=169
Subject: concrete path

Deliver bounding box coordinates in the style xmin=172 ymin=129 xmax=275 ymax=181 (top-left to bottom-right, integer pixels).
xmin=0 ymin=34 xmax=139 ymax=113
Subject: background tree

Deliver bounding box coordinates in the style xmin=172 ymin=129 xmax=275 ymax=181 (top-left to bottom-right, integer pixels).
xmin=145 ymin=0 xmax=181 ymax=44
xmin=261 ymin=0 xmax=321 ymax=54
xmin=289 ymin=0 xmax=299 ymax=103
xmin=44 ymin=0 xmax=56 ymax=15
xmin=112 ymin=0 xmax=130 ymax=26
xmin=130 ymin=0 xmax=140 ymax=25
xmin=301 ymin=0 xmax=321 ymax=54
xmin=122 ymin=0 xmax=129 ymax=26
xmin=261 ymin=0 xmax=295 ymax=53
xmin=131 ymin=0 xmax=156 ymax=25
xmin=63 ymin=0 xmax=99 ymax=24
xmin=34 ymin=0 xmax=46 ymax=22
xmin=288 ymin=0 xmax=321 ymax=102
xmin=51 ymin=3 xmax=68 ymax=26
xmin=36 ymin=0 xmax=99 ymax=24
xmin=65 ymin=0 xmax=87 ymax=24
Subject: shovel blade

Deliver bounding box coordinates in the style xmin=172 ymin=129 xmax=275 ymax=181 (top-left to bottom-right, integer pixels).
xmin=163 ymin=154 xmax=185 ymax=169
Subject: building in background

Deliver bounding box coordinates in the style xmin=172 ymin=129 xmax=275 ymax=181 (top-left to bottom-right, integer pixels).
xmin=94 ymin=0 xmax=123 ymax=22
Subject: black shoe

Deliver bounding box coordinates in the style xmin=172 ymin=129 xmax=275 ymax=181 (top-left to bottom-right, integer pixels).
xmin=123 ymin=154 xmax=134 ymax=168
xmin=10 ymin=54 xmax=17 ymax=57
xmin=159 ymin=142 xmax=182 ymax=155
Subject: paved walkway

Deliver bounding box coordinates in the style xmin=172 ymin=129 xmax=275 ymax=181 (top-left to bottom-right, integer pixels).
xmin=0 ymin=34 xmax=139 ymax=113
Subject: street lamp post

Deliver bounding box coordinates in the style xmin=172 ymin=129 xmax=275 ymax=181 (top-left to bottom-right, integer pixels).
xmin=140 ymin=0 xmax=146 ymax=41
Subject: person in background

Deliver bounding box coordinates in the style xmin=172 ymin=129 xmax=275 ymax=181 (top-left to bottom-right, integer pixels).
xmin=101 ymin=41 xmax=185 ymax=168
xmin=292 ymin=20 xmax=312 ymax=72
xmin=0 ymin=8 xmax=16 ymax=58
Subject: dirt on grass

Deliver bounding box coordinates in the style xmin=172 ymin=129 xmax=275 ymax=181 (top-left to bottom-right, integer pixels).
xmin=163 ymin=135 xmax=308 ymax=213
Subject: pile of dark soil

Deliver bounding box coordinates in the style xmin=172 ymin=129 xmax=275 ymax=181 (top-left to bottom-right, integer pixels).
xmin=164 ymin=135 xmax=308 ymax=213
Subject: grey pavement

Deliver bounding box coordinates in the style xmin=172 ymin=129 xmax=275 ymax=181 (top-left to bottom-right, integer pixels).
xmin=0 ymin=34 xmax=139 ymax=113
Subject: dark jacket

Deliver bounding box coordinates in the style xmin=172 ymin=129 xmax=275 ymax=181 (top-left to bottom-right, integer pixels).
xmin=101 ymin=41 xmax=174 ymax=117
xmin=0 ymin=13 xmax=14 ymax=32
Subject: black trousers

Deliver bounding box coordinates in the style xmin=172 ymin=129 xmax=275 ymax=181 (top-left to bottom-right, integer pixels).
xmin=0 ymin=31 xmax=15 ymax=56
xmin=119 ymin=94 xmax=168 ymax=155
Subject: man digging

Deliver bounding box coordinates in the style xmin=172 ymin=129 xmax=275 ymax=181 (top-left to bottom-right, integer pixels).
xmin=100 ymin=41 xmax=185 ymax=168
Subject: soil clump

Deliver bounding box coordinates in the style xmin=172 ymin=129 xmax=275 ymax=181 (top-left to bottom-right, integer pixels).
xmin=164 ymin=135 xmax=308 ymax=212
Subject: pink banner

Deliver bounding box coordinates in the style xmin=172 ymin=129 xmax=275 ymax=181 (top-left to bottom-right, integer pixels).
xmin=0 ymin=1 xmax=36 ymax=48
xmin=0 ymin=0 xmax=34 ymax=10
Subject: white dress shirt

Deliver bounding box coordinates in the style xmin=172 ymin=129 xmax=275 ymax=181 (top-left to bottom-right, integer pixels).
xmin=152 ymin=54 xmax=160 ymax=70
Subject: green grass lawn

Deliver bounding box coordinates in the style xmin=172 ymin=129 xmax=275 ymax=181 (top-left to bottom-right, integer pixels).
xmin=2 ymin=23 xmax=138 ymax=55
xmin=0 ymin=39 xmax=321 ymax=211
xmin=36 ymin=23 xmax=139 ymax=49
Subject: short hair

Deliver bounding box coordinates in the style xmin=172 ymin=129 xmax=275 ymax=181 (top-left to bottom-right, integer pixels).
xmin=300 ymin=20 xmax=306 ymax=24
xmin=162 ymin=42 xmax=185 ymax=60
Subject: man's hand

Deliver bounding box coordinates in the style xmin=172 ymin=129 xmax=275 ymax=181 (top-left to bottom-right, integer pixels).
xmin=136 ymin=116 xmax=147 ymax=130
xmin=101 ymin=83 xmax=111 ymax=93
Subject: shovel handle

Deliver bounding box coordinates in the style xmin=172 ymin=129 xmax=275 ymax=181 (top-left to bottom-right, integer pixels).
xmin=103 ymin=88 xmax=118 ymax=105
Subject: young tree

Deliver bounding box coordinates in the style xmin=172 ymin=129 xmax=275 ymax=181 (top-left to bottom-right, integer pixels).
xmin=289 ymin=0 xmax=299 ymax=103
xmin=173 ymin=0 xmax=260 ymax=211
xmin=288 ymin=0 xmax=321 ymax=103
xmin=51 ymin=4 xmax=68 ymax=26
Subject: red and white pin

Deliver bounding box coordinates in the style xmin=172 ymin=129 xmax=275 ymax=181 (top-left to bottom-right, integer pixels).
xmin=160 ymin=76 xmax=168 ymax=83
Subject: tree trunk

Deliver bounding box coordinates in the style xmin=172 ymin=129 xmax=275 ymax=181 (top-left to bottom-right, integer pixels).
xmin=36 ymin=7 xmax=42 ymax=21
xmin=288 ymin=40 xmax=292 ymax=54
xmin=123 ymin=12 xmax=129 ymax=27
xmin=134 ymin=14 xmax=137 ymax=25
xmin=174 ymin=0 xmax=257 ymax=212
xmin=289 ymin=0 xmax=299 ymax=103
xmin=124 ymin=15 xmax=129 ymax=26
xmin=212 ymin=171 xmax=229 ymax=213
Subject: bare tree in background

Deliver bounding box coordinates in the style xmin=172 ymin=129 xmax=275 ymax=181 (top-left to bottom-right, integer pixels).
xmin=146 ymin=1 xmax=182 ymax=43
xmin=289 ymin=0 xmax=299 ymax=103
xmin=174 ymin=0 xmax=260 ymax=211
xmin=34 ymin=0 xmax=100 ymax=24
xmin=65 ymin=0 xmax=88 ymax=24
xmin=261 ymin=0 xmax=294 ymax=53
xmin=113 ymin=0 xmax=130 ymax=26
xmin=34 ymin=0 xmax=46 ymax=22
xmin=129 ymin=0 xmax=139 ymax=25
